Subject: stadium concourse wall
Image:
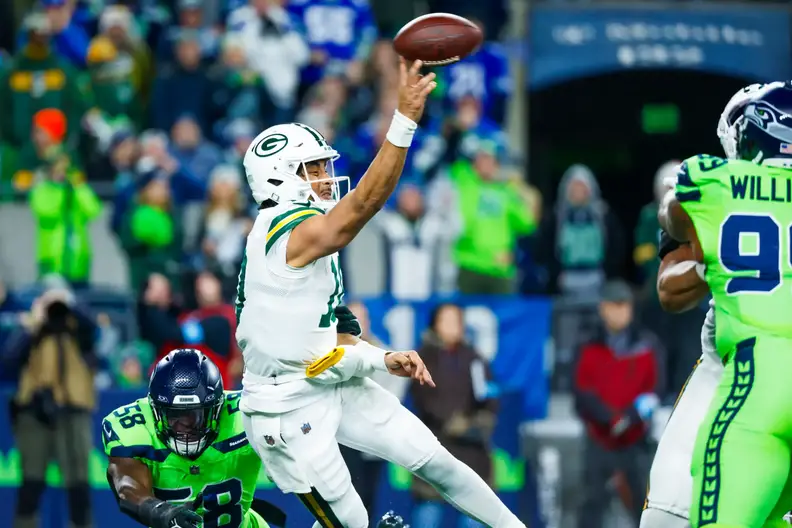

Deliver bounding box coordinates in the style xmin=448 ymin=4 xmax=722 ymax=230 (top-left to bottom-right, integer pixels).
xmin=0 ymin=296 xmax=551 ymax=527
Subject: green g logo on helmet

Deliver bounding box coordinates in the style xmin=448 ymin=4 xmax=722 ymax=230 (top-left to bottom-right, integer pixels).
xmin=253 ymin=133 xmax=288 ymax=158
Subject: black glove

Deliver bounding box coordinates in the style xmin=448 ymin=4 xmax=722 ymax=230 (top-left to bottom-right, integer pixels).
xmin=141 ymin=494 xmax=203 ymax=528
xmin=335 ymin=305 xmax=362 ymax=336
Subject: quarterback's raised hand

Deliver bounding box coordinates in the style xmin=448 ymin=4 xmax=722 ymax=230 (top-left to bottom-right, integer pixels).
xmin=397 ymin=58 xmax=437 ymax=123
xmin=385 ymin=351 xmax=436 ymax=387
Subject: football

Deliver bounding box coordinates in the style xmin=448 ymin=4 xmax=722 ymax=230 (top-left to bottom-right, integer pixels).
xmin=393 ymin=13 xmax=483 ymax=66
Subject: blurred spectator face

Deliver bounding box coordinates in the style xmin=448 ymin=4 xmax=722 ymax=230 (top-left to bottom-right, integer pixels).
xmin=321 ymin=76 xmax=348 ymax=113
xmin=140 ymin=132 xmax=168 ymax=159
xmin=144 ymin=273 xmax=172 ymax=306
xmin=566 ymin=177 xmax=591 ymax=206
xmin=433 ymin=304 xmax=465 ymax=348
xmin=45 ymin=3 xmax=71 ymax=33
xmin=100 ymin=7 xmax=133 ymax=47
xmin=24 ymin=11 xmax=52 ymax=48
xmin=397 ymin=186 xmax=424 ymax=221
xmin=599 ymin=300 xmax=633 ymax=333
xmin=347 ymin=301 xmax=370 ymax=337
xmin=176 ymin=39 xmax=202 ymax=70
xmin=301 ymin=160 xmax=333 ymax=201
xmin=179 ymin=6 xmax=203 ymax=28
xmin=209 ymin=168 xmax=241 ymax=207
xmin=111 ymin=137 xmax=139 ymax=169
xmin=473 ymin=151 xmax=499 ymax=182
xmin=32 ymin=126 xmax=55 ymax=151
xmin=196 ymin=272 xmax=222 ymax=307
xmin=251 ymin=0 xmax=271 ymax=16
xmin=141 ymin=178 xmax=171 ymax=209
xmin=222 ymin=41 xmax=247 ymax=69
xmin=456 ymin=96 xmax=481 ymax=130
xmin=172 ymin=118 xmax=202 ymax=150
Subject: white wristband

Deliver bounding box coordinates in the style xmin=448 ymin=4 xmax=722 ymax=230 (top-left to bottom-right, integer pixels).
xmin=386 ymin=110 xmax=418 ymax=148
xmin=695 ymin=263 xmax=707 ymax=281
xmin=349 ymin=340 xmax=390 ymax=373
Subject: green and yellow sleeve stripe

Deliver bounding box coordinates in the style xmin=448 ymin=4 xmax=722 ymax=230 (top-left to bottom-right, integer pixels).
xmin=265 ymin=207 xmax=323 ymax=253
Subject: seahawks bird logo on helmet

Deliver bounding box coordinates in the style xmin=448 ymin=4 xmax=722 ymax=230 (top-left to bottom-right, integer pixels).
xmin=735 ymin=81 xmax=792 ymax=166
xmin=717 ymin=81 xmax=786 ymax=160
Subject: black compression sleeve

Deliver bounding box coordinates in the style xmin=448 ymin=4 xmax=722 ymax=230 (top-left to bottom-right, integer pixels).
xmin=119 ymin=496 xmax=163 ymax=527
xmin=657 ymin=229 xmax=683 ymax=261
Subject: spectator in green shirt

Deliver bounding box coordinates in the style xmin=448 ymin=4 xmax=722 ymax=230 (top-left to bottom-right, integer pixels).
xmin=444 ymin=135 xmax=537 ymax=294
xmin=29 ymin=155 xmax=102 ymax=285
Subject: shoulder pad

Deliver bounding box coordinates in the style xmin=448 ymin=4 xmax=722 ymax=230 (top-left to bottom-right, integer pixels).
xmin=265 ymin=204 xmax=324 ymax=254
xmin=102 ymin=399 xmax=170 ymax=463
xmin=675 ymin=154 xmax=729 ymax=202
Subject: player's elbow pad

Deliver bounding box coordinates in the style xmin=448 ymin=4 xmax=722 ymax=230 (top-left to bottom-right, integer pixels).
xmin=307 ymin=341 xmax=389 ymax=384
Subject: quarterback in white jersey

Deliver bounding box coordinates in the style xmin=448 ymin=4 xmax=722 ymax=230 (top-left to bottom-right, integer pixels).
xmin=640 ymin=82 xmax=789 ymax=528
xmin=237 ymin=59 xmax=525 ymax=528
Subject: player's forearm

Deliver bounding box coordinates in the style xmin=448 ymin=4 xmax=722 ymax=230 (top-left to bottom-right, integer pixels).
xmin=326 ymin=140 xmax=410 ymax=243
xmin=307 ymin=336 xmax=389 ymax=384
xmin=657 ymin=260 xmax=709 ymax=313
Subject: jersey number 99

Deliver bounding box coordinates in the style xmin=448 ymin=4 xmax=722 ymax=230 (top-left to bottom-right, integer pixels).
xmin=719 ymin=213 xmax=785 ymax=293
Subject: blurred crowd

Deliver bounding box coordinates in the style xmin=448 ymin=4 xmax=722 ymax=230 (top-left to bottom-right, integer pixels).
xmin=0 ymin=0 xmax=719 ymax=526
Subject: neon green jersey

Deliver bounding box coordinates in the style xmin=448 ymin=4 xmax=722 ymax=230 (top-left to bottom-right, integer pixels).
xmin=676 ymin=154 xmax=792 ymax=356
xmin=101 ymin=391 xmax=261 ymax=528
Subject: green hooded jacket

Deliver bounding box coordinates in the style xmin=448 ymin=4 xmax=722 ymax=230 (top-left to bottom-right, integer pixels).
xmin=450 ymin=160 xmax=536 ymax=279
xmin=29 ymin=178 xmax=102 ymax=281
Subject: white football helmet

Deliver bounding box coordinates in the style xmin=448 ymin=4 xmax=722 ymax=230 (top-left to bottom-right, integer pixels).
xmin=243 ymin=122 xmax=348 ymax=209
xmin=717 ymin=82 xmax=785 ymax=159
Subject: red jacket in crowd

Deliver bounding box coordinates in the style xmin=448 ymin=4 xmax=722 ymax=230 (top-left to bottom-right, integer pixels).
xmin=153 ymin=304 xmax=240 ymax=389
xmin=573 ymin=326 xmax=664 ymax=450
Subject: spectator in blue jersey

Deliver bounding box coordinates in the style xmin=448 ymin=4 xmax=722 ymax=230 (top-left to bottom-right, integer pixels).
xmin=288 ymin=0 xmax=378 ymax=96
xmin=435 ymin=18 xmax=511 ymax=125
xmin=226 ymin=0 xmax=309 ymax=122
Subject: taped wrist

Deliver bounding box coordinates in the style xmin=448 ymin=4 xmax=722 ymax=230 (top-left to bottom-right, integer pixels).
xmin=386 ymin=110 xmax=418 ymax=148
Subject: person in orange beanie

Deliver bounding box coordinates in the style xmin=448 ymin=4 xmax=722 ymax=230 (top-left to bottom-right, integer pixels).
xmin=14 ymin=108 xmax=80 ymax=191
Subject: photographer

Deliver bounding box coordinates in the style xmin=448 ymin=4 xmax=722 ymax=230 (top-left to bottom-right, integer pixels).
xmin=4 ymin=284 xmax=98 ymax=528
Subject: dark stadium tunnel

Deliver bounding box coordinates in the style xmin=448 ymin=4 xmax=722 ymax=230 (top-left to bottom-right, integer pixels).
xmin=528 ymin=69 xmax=753 ymax=280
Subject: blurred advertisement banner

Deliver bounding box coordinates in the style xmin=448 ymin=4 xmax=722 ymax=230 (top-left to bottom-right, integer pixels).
xmin=529 ymin=4 xmax=792 ymax=89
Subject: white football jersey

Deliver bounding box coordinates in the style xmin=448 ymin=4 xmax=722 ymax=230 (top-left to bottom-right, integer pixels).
xmin=237 ymin=201 xmax=344 ymax=412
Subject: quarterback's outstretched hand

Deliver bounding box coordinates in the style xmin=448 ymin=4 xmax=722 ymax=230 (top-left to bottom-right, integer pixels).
xmin=385 ymin=351 xmax=436 ymax=387
xmin=397 ymin=58 xmax=437 ymax=123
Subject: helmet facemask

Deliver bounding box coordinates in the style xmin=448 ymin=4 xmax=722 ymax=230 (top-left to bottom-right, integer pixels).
xmin=291 ymin=155 xmax=349 ymax=211
xmin=150 ymin=394 xmax=224 ymax=459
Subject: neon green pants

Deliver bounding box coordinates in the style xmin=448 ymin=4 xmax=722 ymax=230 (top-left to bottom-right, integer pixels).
xmin=690 ymin=336 xmax=792 ymax=527
xmin=245 ymin=509 xmax=269 ymax=528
